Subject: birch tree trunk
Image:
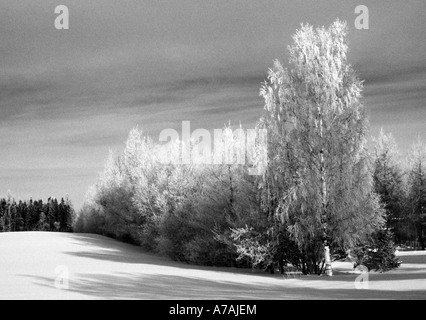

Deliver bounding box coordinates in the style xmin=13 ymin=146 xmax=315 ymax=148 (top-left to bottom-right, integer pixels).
xmin=318 ymin=106 xmax=332 ymax=276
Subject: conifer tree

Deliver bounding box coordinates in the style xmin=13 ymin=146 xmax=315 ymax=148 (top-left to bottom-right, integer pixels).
xmin=407 ymin=139 xmax=426 ymax=250
xmin=372 ymin=129 xmax=406 ymax=242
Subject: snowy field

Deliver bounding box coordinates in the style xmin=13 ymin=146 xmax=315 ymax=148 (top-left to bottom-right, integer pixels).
xmin=0 ymin=232 xmax=425 ymax=300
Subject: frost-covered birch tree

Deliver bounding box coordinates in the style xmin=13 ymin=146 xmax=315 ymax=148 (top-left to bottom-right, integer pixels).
xmin=258 ymin=20 xmax=384 ymax=274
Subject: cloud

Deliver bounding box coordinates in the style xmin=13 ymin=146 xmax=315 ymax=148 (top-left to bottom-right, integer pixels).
xmin=363 ymin=66 xmax=426 ymax=154
xmin=360 ymin=64 xmax=426 ymax=86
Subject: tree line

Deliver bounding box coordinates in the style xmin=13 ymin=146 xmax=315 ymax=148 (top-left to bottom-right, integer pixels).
xmin=373 ymin=133 xmax=426 ymax=250
xmin=0 ymin=195 xmax=74 ymax=232
xmin=74 ymin=20 xmax=423 ymax=274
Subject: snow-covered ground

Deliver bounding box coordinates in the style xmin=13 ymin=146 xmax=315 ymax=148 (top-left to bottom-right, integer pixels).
xmin=0 ymin=232 xmax=425 ymax=299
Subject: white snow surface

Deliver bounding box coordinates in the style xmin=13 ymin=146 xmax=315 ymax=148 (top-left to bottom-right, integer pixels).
xmin=0 ymin=232 xmax=425 ymax=300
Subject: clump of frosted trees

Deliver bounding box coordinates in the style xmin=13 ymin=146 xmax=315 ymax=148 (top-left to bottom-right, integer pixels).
xmin=74 ymin=126 xmax=259 ymax=266
xmin=75 ymin=20 xmax=424 ymax=273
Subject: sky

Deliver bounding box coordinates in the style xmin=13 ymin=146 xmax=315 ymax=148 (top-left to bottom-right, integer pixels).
xmin=1 ymin=0 xmax=426 ymax=209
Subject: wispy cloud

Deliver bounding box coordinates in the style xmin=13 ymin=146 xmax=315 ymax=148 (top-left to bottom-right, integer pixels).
xmin=363 ymin=66 xmax=426 ymax=151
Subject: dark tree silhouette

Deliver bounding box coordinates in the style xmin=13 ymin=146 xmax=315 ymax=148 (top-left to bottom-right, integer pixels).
xmin=0 ymin=196 xmax=74 ymax=233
